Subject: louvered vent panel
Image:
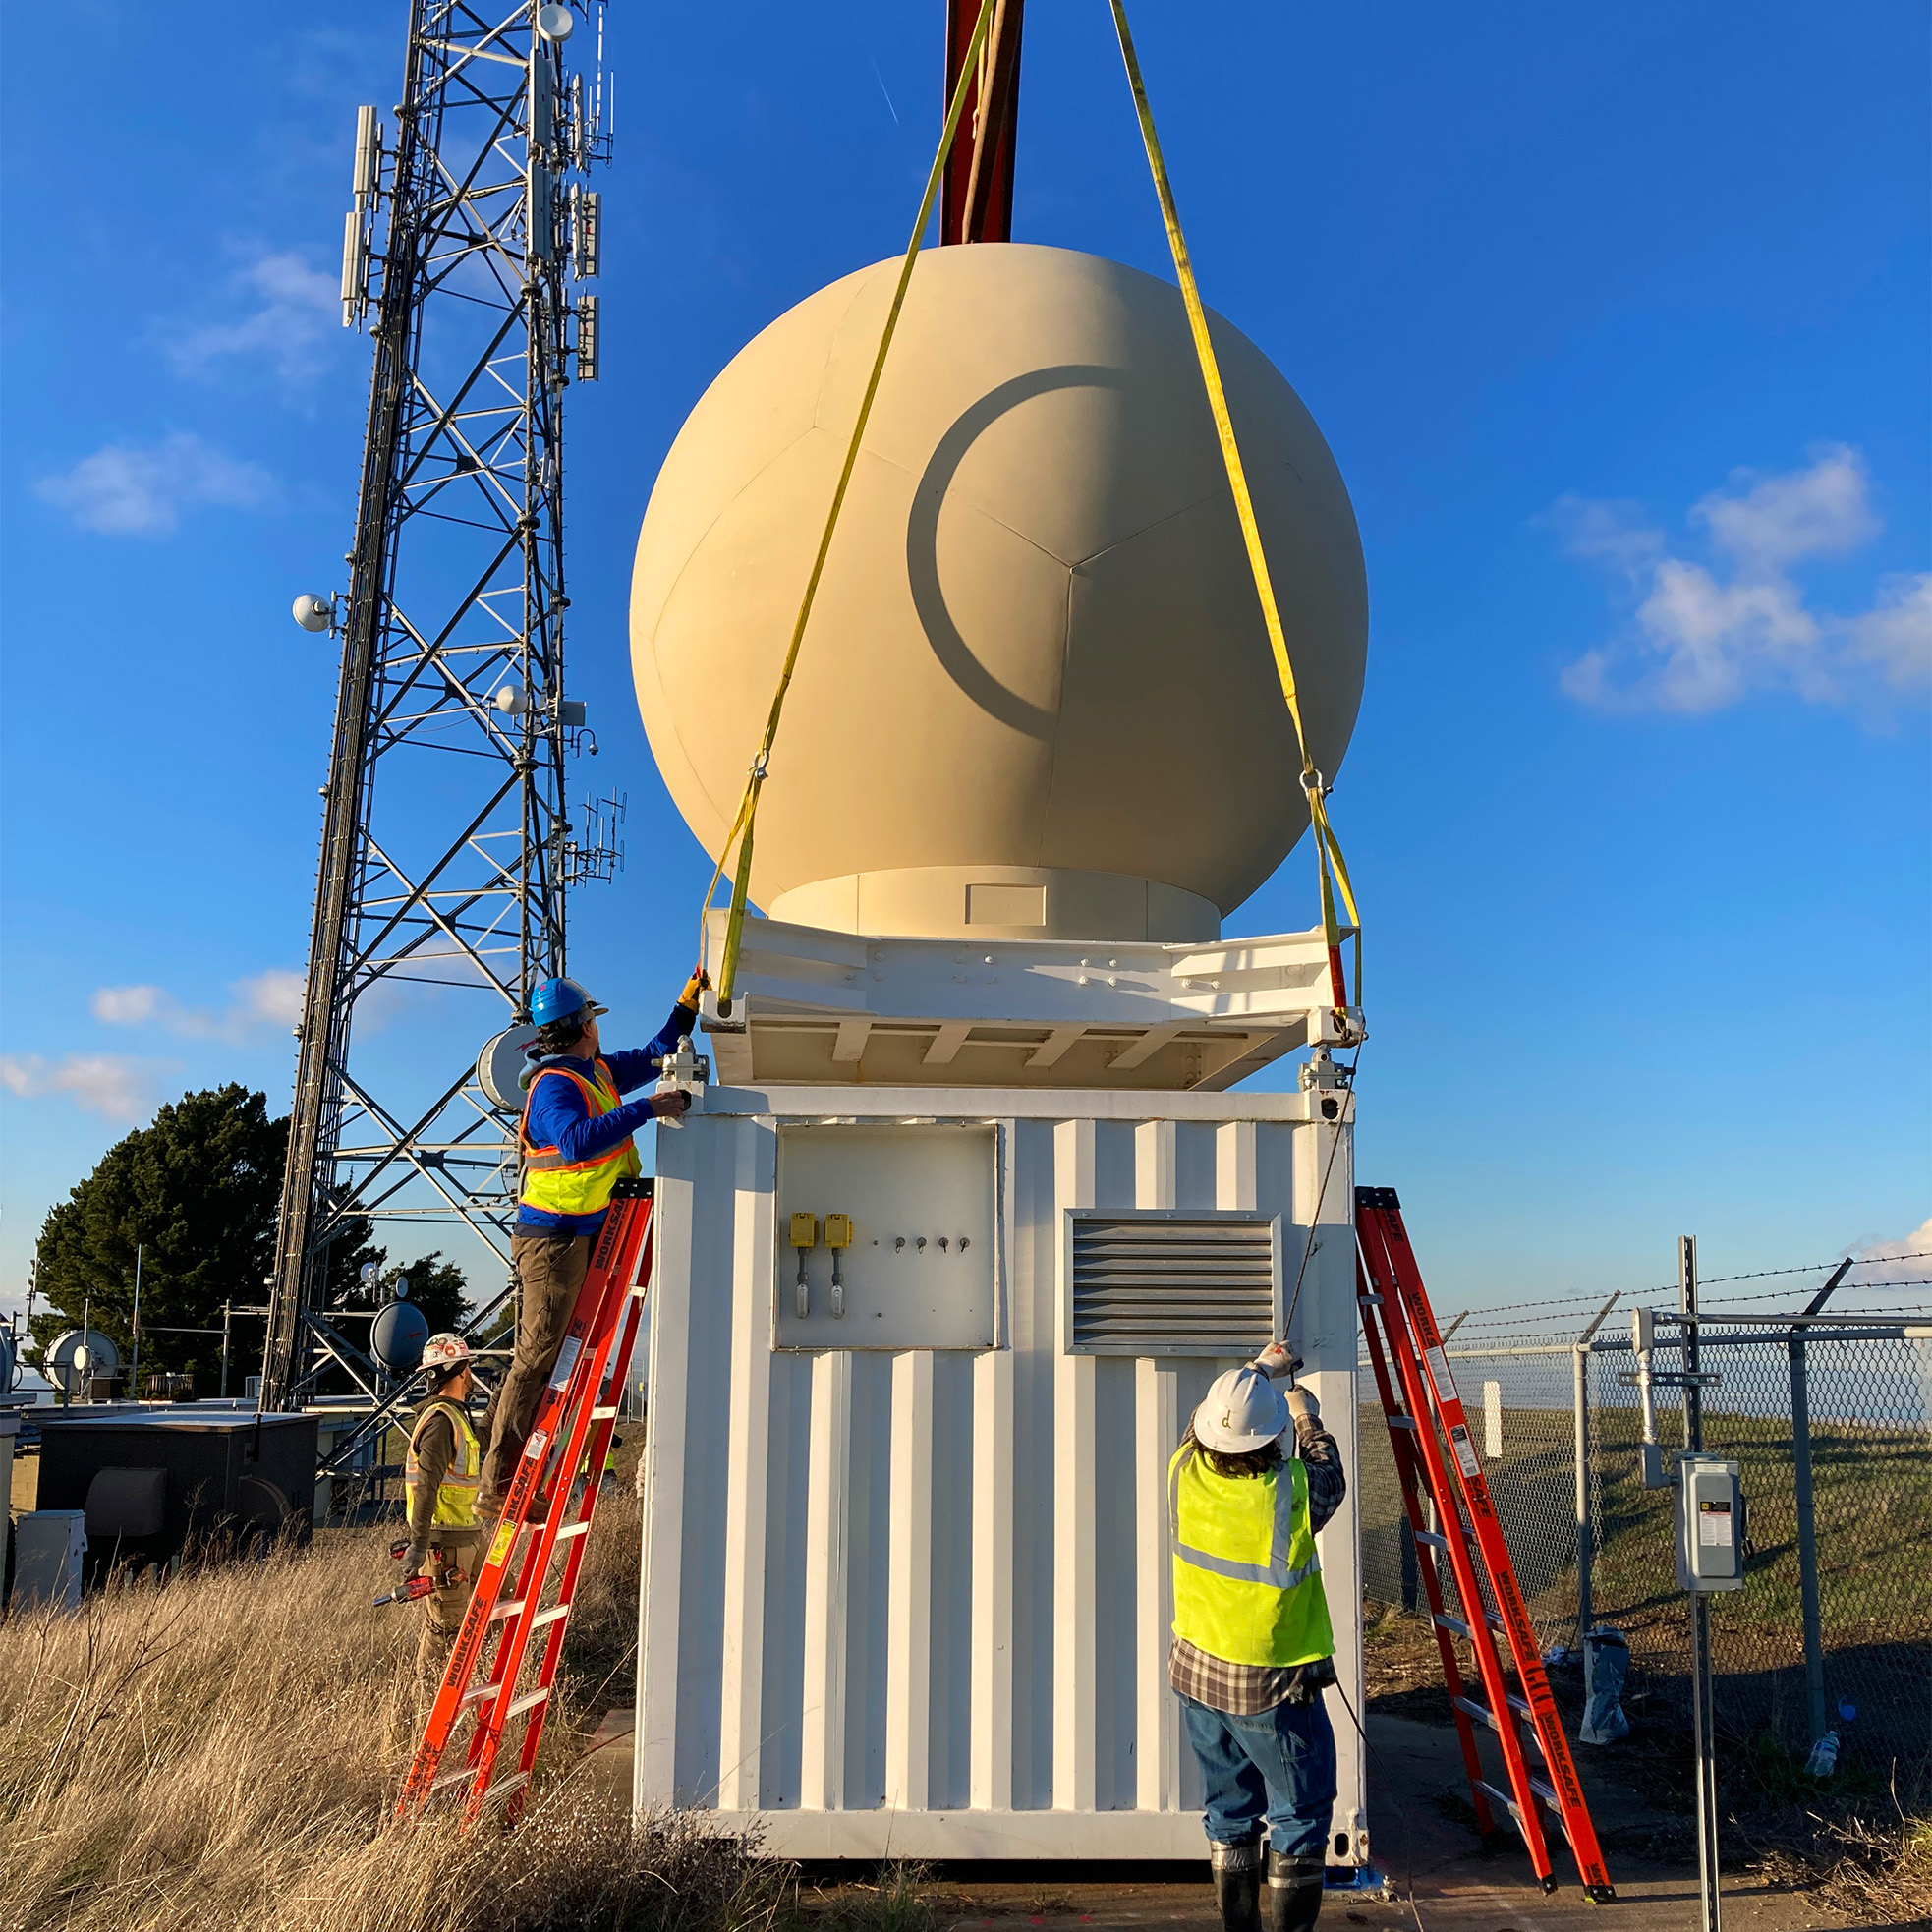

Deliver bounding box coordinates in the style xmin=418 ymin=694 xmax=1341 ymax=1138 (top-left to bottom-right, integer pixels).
xmin=1069 ymin=1217 xmax=1277 ymax=1356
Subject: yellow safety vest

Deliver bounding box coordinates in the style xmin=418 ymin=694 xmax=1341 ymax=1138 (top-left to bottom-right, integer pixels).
xmin=1169 ymin=1441 xmax=1335 ymax=1668
xmin=404 ymin=1398 xmax=482 ymax=1530
xmin=518 ymin=1057 xmax=643 ymax=1218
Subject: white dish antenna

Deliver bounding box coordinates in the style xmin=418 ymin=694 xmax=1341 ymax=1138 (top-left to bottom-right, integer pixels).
xmin=45 ymin=1327 xmax=123 ymax=1395
xmin=293 ymin=593 xmax=333 ymax=634
xmin=478 ymin=1022 xmax=540 ymax=1112
xmin=536 ymin=4 xmax=575 ymax=41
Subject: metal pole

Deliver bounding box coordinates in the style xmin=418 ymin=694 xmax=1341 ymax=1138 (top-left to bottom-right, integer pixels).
xmin=1573 ymin=1340 xmax=1591 ymax=1653
xmin=1789 ymin=1260 xmax=1847 ymax=1749
xmin=130 ymin=1244 xmax=142 ymax=1391
xmin=220 ymin=1302 xmax=232 ymax=1400
xmin=1679 ymin=1234 xmax=1702 ymax=1454
xmin=1789 ymin=1331 xmax=1826 ymax=1749
xmin=1680 ymin=1235 xmax=1720 ymax=1932
xmin=1690 ymin=1590 xmax=1721 ymax=1932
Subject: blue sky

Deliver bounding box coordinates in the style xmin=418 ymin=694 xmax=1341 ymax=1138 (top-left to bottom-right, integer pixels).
xmin=2 ymin=1 xmax=1926 ymax=1334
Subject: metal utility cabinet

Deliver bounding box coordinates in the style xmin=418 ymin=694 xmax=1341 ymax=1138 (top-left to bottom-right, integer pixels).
xmin=635 ymin=915 xmax=1367 ymax=1864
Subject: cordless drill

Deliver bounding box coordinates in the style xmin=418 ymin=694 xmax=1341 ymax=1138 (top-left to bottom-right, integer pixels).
xmin=372 ymin=1538 xmax=466 ymax=1607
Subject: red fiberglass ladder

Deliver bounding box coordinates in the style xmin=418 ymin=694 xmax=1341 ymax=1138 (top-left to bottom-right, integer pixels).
xmin=1355 ymin=1186 xmax=1616 ymax=1903
xmin=396 ymin=1179 xmax=655 ymax=1824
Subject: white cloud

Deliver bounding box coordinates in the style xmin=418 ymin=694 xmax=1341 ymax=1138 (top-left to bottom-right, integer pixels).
xmin=1553 ymin=447 xmax=1932 ymax=715
xmin=91 ymin=968 xmax=305 ymax=1043
xmin=1852 ymin=1217 xmax=1932 ymax=1286
xmin=169 ymin=248 xmax=340 ymax=384
xmin=0 ymin=1053 xmax=174 ymax=1121
xmin=34 ymin=433 xmax=276 ymax=537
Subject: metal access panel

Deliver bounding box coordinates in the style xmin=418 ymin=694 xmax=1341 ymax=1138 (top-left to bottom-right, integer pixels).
xmin=639 ymin=1083 xmax=1365 ymax=1864
xmin=776 ymin=1126 xmax=997 ymax=1350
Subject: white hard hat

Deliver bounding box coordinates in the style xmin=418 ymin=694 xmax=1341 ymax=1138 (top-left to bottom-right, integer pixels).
xmin=421 ymin=1333 xmax=473 ymax=1374
xmin=1192 ymin=1366 xmax=1289 ymax=1454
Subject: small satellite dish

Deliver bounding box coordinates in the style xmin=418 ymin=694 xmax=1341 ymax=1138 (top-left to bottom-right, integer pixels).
xmin=360 ymin=1260 xmax=380 ymax=1285
xmin=479 ymin=1022 xmax=540 ymax=1112
xmin=370 ymin=1301 xmax=428 ymax=1374
xmin=393 ymin=1277 xmax=411 ymax=1301
xmin=292 ymin=593 xmax=333 ymax=634
xmin=46 ymin=1328 xmax=122 ymax=1395
xmin=536 ymin=3 xmax=575 ymax=41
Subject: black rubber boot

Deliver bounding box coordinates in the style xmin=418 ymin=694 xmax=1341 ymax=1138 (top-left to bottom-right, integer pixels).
xmin=1266 ymin=1850 xmax=1326 ymax=1932
xmin=1210 ymin=1839 xmax=1265 ymax=1932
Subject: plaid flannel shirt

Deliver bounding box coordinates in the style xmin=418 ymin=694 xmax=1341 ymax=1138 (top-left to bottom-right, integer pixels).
xmin=1168 ymin=1413 xmax=1345 ymax=1716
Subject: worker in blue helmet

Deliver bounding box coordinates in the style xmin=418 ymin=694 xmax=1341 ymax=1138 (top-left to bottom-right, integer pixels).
xmin=475 ymin=965 xmax=707 ymax=1520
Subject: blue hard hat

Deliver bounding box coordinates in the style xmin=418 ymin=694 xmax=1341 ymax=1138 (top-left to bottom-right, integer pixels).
xmin=530 ymin=976 xmax=607 ymax=1028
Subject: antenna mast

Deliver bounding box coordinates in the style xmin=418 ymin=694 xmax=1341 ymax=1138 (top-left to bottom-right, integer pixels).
xmin=262 ymin=1 xmax=612 ymax=1412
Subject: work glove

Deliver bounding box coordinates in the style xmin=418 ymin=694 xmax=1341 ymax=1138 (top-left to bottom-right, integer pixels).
xmin=1249 ymin=1341 xmax=1301 ymax=1384
xmin=677 ymin=964 xmax=711 ymax=1011
xmin=402 ymin=1542 xmax=430 ymax=1579
xmin=650 ymin=1089 xmax=692 ymax=1120
xmin=1285 ymin=1384 xmax=1321 ymax=1428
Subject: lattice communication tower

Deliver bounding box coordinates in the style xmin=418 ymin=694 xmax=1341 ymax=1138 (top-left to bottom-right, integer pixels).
xmin=262 ymin=1 xmax=615 ymax=1412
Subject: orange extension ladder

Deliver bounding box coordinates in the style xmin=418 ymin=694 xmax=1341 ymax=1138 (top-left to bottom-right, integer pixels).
xmin=1355 ymin=1185 xmax=1616 ymax=1903
xmin=397 ymin=1178 xmax=655 ymax=1824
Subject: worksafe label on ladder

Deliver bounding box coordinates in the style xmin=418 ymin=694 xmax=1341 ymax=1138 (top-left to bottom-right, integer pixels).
xmin=1425 ymin=1344 xmax=1458 ymax=1407
xmin=1448 ymin=1423 xmax=1482 ymax=1480
xmin=547 ymin=1337 xmax=582 ymax=1391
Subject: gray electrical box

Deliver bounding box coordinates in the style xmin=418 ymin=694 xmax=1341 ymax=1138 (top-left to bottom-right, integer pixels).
xmin=1676 ymin=1453 xmax=1744 ymax=1593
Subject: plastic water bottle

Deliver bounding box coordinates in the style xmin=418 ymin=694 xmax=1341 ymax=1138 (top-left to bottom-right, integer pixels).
xmin=1803 ymin=1732 xmax=1840 ymax=1778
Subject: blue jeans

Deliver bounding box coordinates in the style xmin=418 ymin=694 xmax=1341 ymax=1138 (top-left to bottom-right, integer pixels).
xmin=1180 ymin=1692 xmax=1337 ymax=1859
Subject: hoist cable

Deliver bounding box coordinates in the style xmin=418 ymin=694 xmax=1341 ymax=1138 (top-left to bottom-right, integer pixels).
xmin=704 ymin=0 xmax=1000 ymax=1012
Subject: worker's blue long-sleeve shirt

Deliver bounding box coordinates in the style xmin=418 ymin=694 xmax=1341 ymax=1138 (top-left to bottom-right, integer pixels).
xmin=516 ymin=999 xmax=698 ymax=1234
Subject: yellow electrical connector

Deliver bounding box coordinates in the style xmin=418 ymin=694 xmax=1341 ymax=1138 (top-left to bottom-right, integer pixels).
xmin=823 ymin=1214 xmax=852 ymax=1248
xmin=790 ymin=1213 xmax=819 ymax=1319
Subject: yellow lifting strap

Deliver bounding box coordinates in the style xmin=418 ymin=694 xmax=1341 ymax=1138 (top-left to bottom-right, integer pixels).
xmin=703 ymin=0 xmax=1000 ymax=1015
xmin=1107 ymin=0 xmax=1361 ymax=1014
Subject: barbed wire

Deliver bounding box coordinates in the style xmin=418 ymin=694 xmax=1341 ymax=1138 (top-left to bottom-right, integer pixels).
xmin=1434 ymin=1253 xmax=1932 ymax=1337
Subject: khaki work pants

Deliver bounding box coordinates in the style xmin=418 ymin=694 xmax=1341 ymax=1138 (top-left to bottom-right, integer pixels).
xmin=415 ymin=1528 xmax=483 ymax=1681
xmin=478 ymin=1229 xmax=594 ymax=1516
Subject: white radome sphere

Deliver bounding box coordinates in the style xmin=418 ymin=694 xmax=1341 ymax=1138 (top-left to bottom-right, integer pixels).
xmin=631 ymin=244 xmax=1366 ymax=941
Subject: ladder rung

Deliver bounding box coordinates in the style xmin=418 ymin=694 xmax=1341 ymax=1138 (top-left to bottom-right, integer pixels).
xmin=591 ymin=1405 xmax=619 ymax=1420
xmin=489 ymin=1598 xmax=527 ymax=1622
xmin=461 ymin=1677 xmax=499 ymax=1707
xmin=1386 ymin=1414 xmax=1417 ymax=1431
xmin=529 ymin=1603 xmax=571 ymax=1630
xmin=1530 ymin=1775 xmax=1562 ymax=1812
xmin=1453 ymin=1694 xmax=1545 ymax=1755
xmin=505 ymin=1684 xmax=550 ymax=1721
xmin=483 ymin=1770 xmax=530 ymax=1807
xmin=1358 ymin=1292 xmax=1385 ymax=1306
xmin=430 ymin=1764 xmax=480 ymax=1795
xmin=1414 ymin=1528 xmax=1451 ymax=1550
xmin=1433 ymin=1607 xmax=1506 ymax=1640
xmin=1477 ymin=1778 xmax=1524 ymax=1825
xmin=553 ymin=1519 xmax=591 ymax=1540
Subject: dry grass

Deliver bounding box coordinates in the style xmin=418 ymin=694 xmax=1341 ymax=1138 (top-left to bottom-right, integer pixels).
xmin=0 ymin=1524 xmax=786 ymax=1932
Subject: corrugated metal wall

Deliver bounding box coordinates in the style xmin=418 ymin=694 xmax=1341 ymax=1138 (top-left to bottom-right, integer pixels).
xmin=638 ymin=1086 xmax=1364 ymax=1860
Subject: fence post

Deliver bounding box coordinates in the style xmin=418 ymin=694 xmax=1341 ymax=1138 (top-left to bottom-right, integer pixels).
xmin=1574 ymin=1341 xmax=1592 ymax=1652
xmin=1789 ymin=1329 xmax=1828 ymax=1747
xmin=1571 ymin=1294 xmax=1621 ymax=1703
xmin=1789 ymin=1259 xmax=1850 ymax=1749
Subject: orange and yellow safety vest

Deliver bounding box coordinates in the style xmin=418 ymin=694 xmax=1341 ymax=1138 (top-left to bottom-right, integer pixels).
xmin=518 ymin=1057 xmax=643 ymax=1219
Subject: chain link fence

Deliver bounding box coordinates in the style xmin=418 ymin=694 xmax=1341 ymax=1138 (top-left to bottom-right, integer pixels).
xmin=1359 ymin=1318 xmax=1932 ymax=1802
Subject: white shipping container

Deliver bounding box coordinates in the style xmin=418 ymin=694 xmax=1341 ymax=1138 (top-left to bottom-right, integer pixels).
xmin=637 ymin=1080 xmax=1367 ymax=1865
